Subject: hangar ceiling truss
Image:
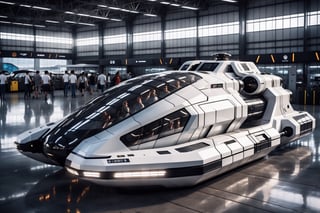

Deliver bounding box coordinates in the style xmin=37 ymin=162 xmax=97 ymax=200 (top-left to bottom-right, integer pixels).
xmin=0 ymin=0 xmax=238 ymax=28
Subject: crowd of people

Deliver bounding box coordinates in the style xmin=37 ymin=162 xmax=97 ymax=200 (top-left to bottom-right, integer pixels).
xmin=62 ymin=70 xmax=122 ymax=98
xmin=0 ymin=70 xmax=124 ymax=101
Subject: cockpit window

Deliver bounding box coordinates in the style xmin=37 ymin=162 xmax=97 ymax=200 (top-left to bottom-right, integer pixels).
xmin=120 ymin=109 xmax=190 ymax=148
xmin=226 ymin=65 xmax=235 ymax=73
xmin=42 ymin=72 xmax=201 ymax=150
xmin=189 ymin=63 xmax=201 ymax=71
xmin=241 ymin=63 xmax=250 ymax=71
xmin=197 ymin=63 xmax=219 ymax=71
xmin=179 ymin=62 xmax=201 ymax=71
xmin=179 ymin=64 xmax=190 ymax=71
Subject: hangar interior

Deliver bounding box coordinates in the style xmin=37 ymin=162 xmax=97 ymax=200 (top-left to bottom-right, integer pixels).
xmin=1 ymin=0 xmax=320 ymax=212
xmin=1 ymin=0 xmax=320 ymax=103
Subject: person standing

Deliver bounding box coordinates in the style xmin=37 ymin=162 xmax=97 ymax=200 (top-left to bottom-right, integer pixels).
xmin=107 ymin=73 xmax=111 ymax=88
xmin=88 ymin=73 xmax=96 ymax=95
xmin=0 ymin=71 xmax=7 ymax=101
xmin=77 ymin=72 xmax=87 ymax=96
xmin=97 ymin=72 xmax=106 ymax=93
xmin=62 ymin=70 xmax=70 ymax=97
xmin=49 ymin=73 xmax=55 ymax=99
xmin=41 ymin=70 xmax=51 ymax=100
xmin=24 ymin=71 xmax=32 ymax=99
xmin=69 ymin=70 xmax=77 ymax=98
xmin=113 ymin=71 xmax=121 ymax=86
xmin=33 ymin=70 xmax=42 ymax=99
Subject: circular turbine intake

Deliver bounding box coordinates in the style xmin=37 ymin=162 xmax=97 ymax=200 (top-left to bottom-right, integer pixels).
xmin=243 ymin=76 xmax=259 ymax=94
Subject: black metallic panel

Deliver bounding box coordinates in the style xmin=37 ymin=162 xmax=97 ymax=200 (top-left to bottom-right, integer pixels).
xmin=176 ymin=142 xmax=210 ymax=153
xmin=157 ymin=150 xmax=171 ymax=155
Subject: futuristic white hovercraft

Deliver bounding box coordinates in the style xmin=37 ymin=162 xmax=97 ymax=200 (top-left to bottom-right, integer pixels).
xmin=16 ymin=53 xmax=315 ymax=187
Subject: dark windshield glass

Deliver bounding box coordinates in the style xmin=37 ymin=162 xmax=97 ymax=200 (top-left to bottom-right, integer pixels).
xmin=42 ymin=72 xmax=201 ymax=153
xmin=121 ymin=108 xmax=190 ymax=148
xmin=198 ymin=63 xmax=219 ymax=71
xmin=179 ymin=64 xmax=190 ymax=71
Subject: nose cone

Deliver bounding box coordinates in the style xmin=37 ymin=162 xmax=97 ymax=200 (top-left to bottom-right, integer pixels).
xmin=43 ymin=137 xmax=74 ymax=166
xmin=16 ymin=139 xmax=43 ymax=153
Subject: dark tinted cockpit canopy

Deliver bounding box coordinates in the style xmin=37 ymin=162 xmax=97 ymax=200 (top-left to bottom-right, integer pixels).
xmin=42 ymin=72 xmax=201 ymax=161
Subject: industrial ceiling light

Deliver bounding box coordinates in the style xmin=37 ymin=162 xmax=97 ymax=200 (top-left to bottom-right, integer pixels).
xmin=45 ymin=20 xmax=59 ymax=24
xmin=78 ymin=13 xmax=90 ymax=17
xmin=108 ymin=6 xmax=121 ymax=10
xmin=34 ymin=24 xmax=46 ymax=28
xmin=124 ymin=9 xmax=139 ymax=14
xmin=64 ymin=20 xmax=76 ymax=24
xmin=222 ymin=0 xmax=237 ymax=3
xmin=32 ymin=6 xmax=51 ymax=11
xmin=160 ymin=1 xmax=170 ymax=5
xmin=181 ymin=6 xmax=198 ymax=10
xmin=12 ymin=22 xmax=33 ymax=26
xmin=110 ymin=18 xmax=122 ymax=22
xmin=151 ymin=1 xmax=199 ymax=11
xmin=89 ymin=15 xmax=110 ymax=20
xmin=78 ymin=22 xmax=95 ymax=26
xmin=65 ymin=10 xmax=120 ymax=22
xmin=20 ymin=4 xmax=32 ymax=8
xmin=0 ymin=20 xmax=10 ymax=24
xmin=97 ymin=4 xmax=108 ymax=8
xmin=65 ymin=11 xmax=75 ymax=14
xmin=0 ymin=20 xmax=46 ymax=28
xmin=97 ymin=4 xmax=142 ymax=16
xmin=108 ymin=6 xmax=139 ymax=14
xmin=144 ymin=13 xmax=157 ymax=17
xmin=0 ymin=1 xmax=15 ymax=5
xmin=64 ymin=20 xmax=95 ymax=27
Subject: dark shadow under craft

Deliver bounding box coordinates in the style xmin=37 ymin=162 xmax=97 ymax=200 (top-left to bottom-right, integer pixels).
xmin=16 ymin=54 xmax=315 ymax=187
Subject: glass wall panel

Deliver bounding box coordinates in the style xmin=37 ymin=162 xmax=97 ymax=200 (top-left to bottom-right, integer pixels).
xmin=246 ymin=0 xmax=304 ymax=55
xmin=76 ymin=27 xmax=99 ymax=57
xmin=133 ymin=19 xmax=161 ymax=56
xmin=104 ymin=26 xmax=126 ymax=56
xmin=39 ymin=59 xmax=67 ymax=72
xmin=2 ymin=58 xmax=35 ymax=70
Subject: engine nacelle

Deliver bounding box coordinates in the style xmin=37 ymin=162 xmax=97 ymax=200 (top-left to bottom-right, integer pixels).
xmin=242 ymin=74 xmax=282 ymax=96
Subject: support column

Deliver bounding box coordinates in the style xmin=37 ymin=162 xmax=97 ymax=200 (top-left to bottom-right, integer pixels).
xmin=71 ymin=26 xmax=77 ymax=64
xmin=196 ymin=10 xmax=200 ymax=59
xmin=126 ymin=20 xmax=133 ymax=59
xmin=33 ymin=26 xmax=36 ymax=53
xmin=98 ymin=23 xmax=105 ymax=72
xmin=160 ymin=14 xmax=166 ymax=59
xmin=239 ymin=0 xmax=247 ymax=60
xmin=303 ymin=0 xmax=311 ymax=99
xmin=303 ymin=0 xmax=310 ymax=53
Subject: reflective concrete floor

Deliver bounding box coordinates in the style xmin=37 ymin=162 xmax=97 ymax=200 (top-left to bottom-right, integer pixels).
xmin=1 ymin=91 xmax=320 ymax=213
